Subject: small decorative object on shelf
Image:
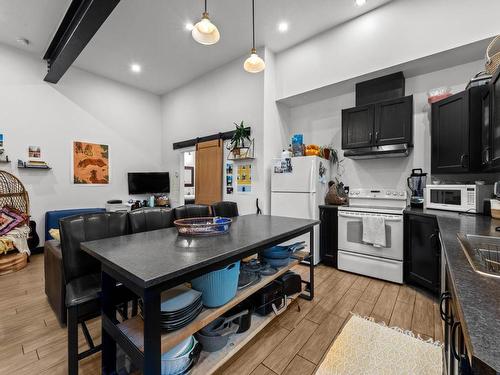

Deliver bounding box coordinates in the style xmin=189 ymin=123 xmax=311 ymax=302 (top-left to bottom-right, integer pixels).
xmin=228 ymin=121 xmax=255 ymax=160
xmin=17 ymin=159 xmax=51 ymax=170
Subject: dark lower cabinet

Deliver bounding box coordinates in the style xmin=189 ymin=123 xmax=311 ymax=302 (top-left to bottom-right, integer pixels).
xmin=404 ymin=213 xmax=440 ymax=295
xmin=319 ymin=205 xmax=338 ymax=267
xmin=442 ymin=270 xmax=473 ymax=375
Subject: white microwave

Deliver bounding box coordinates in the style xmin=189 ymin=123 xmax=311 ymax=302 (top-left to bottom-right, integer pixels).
xmin=424 ymin=184 xmax=493 ymax=213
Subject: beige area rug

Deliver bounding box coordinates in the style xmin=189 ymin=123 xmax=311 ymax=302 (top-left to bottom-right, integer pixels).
xmin=316 ymin=315 xmax=443 ymax=375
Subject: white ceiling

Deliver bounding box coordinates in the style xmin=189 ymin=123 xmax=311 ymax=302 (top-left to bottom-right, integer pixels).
xmin=0 ymin=0 xmax=393 ymax=94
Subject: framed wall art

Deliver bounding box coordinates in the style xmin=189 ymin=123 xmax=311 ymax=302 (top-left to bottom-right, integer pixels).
xmin=72 ymin=141 xmax=110 ymax=185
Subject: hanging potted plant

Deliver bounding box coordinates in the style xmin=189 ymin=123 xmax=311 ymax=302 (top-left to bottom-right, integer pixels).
xmin=322 ymin=145 xmax=344 ymax=174
xmin=229 ymin=121 xmax=251 ymax=157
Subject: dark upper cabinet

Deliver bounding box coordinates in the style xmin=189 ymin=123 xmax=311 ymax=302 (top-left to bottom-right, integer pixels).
xmin=490 ymin=68 xmax=500 ymax=170
xmin=342 ymin=95 xmax=413 ymax=150
xmin=431 ymin=86 xmax=486 ymax=174
xmin=319 ymin=205 xmax=338 ymax=267
xmin=341 ymin=105 xmax=374 ymax=149
xmin=375 ymin=95 xmax=413 ymax=146
xmin=481 ymin=87 xmax=492 ymax=169
xmin=404 ymin=213 xmax=440 ymax=295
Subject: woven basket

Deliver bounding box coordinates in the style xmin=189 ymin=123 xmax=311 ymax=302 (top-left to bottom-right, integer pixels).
xmin=486 ymin=35 xmax=500 ymax=75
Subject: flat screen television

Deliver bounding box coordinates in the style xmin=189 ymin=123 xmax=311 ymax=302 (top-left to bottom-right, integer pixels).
xmin=128 ymin=172 xmax=170 ymax=194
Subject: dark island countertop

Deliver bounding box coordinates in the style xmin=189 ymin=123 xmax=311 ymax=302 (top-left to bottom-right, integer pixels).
xmin=81 ymin=214 xmax=318 ymax=289
xmin=405 ymin=207 xmax=500 ymax=373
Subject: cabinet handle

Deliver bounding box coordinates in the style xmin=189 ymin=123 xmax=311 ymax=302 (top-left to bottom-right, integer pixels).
xmin=451 ymin=321 xmax=461 ymax=361
xmin=369 ymin=132 xmax=373 ymax=143
xmin=483 ymin=147 xmax=490 ymax=163
xmin=439 ymin=292 xmax=452 ymax=325
xmin=375 ymin=131 xmax=379 ymax=141
xmin=460 ymin=154 xmax=469 ymax=168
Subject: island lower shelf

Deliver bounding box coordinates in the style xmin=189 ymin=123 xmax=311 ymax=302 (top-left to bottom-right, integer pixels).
xmin=116 ymin=250 xmax=309 ymax=356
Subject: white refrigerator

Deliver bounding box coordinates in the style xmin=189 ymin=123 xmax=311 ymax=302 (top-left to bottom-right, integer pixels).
xmin=271 ymin=156 xmax=330 ymax=265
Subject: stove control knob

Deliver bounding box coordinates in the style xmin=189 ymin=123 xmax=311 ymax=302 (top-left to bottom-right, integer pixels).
xmin=399 ymin=192 xmax=404 ymax=196
xmin=386 ymin=191 xmax=390 ymax=195
xmin=393 ymin=192 xmax=398 ymax=196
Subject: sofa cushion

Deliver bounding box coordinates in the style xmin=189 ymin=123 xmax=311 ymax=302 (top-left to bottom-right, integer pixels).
xmin=44 ymin=240 xmax=66 ymax=325
xmin=45 ymin=208 xmax=105 ymax=242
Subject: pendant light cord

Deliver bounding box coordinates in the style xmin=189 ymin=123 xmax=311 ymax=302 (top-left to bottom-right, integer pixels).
xmin=204 ymin=0 xmax=207 ymax=13
xmin=252 ymin=0 xmax=256 ymax=49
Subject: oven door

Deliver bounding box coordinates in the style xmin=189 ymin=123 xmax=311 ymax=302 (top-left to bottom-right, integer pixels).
xmin=338 ymin=211 xmax=404 ymax=260
xmin=425 ymin=186 xmax=470 ymax=212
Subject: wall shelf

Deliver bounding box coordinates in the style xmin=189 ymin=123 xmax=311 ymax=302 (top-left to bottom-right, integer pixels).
xmin=18 ymin=166 xmax=52 ymax=170
xmin=17 ymin=160 xmax=51 ymax=170
xmin=227 ymin=157 xmax=255 ymax=161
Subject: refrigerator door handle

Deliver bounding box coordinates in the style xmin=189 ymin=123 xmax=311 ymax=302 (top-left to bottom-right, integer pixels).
xmin=309 ymin=192 xmax=315 ymax=219
xmin=309 ymin=160 xmax=315 ymax=193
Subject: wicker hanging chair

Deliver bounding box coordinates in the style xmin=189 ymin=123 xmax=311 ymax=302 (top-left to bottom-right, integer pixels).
xmin=0 ymin=170 xmax=30 ymax=275
xmin=0 ymin=170 xmax=29 ymax=215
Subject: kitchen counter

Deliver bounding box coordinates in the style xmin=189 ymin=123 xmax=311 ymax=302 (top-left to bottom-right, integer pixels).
xmin=404 ymin=207 xmax=500 ymax=373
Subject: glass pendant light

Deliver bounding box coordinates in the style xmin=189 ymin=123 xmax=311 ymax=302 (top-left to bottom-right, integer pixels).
xmin=244 ymin=0 xmax=265 ymax=73
xmin=192 ymin=0 xmax=220 ymax=45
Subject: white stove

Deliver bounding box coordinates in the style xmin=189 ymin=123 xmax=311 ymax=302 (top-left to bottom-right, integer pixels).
xmin=339 ymin=188 xmax=407 ymax=214
xmin=337 ymin=188 xmax=407 ymax=284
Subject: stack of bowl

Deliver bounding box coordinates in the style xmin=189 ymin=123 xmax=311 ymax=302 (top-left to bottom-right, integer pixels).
xmin=161 ymin=335 xmax=201 ymax=375
xmin=261 ymin=241 xmax=305 ymax=268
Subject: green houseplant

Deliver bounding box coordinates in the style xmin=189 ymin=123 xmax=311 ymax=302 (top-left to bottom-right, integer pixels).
xmin=229 ymin=121 xmax=252 ymax=156
xmin=322 ymin=145 xmax=344 ymax=176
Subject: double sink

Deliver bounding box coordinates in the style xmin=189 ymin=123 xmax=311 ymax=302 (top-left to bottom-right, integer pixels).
xmin=457 ymin=233 xmax=500 ymax=279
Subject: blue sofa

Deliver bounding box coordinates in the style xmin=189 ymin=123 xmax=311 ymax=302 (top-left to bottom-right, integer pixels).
xmin=44 ymin=208 xmax=105 ymax=241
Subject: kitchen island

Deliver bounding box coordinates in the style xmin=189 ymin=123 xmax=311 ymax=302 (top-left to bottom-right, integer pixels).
xmin=81 ymin=214 xmax=318 ymax=375
xmin=404 ymin=207 xmax=500 ymax=375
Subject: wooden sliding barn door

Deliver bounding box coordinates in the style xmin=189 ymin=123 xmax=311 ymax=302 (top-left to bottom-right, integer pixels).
xmin=195 ymin=139 xmax=223 ymax=205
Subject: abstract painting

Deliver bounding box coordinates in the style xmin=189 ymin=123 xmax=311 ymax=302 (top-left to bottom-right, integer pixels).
xmin=72 ymin=141 xmax=109 ymax=185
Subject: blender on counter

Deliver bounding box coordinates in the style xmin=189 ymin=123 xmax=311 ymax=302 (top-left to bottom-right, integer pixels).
xmin=407 ymin=168 xmax=427 ymax=208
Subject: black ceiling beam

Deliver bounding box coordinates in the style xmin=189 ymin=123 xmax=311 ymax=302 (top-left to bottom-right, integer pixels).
xmin=173 ymin=128 xmax=252 ymax=150
xmin=43 ymin=0 xmax=121 ymax=83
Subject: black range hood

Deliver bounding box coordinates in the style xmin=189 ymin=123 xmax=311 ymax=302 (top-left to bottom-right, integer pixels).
xmin=343 ymin=144 xmax=410 ymax=159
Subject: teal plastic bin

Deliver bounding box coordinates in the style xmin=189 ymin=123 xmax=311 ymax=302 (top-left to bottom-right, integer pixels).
xmin=191 ymin=261 xmax=240 ymax=307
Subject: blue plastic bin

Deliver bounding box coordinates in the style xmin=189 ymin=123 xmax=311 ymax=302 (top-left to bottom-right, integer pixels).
xmin=191 ymin=261 xmax=240 ymax=307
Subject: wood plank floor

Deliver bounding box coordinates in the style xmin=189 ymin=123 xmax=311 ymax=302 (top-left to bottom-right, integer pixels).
xmin=0 ymin=254 xmax=442 ymax=375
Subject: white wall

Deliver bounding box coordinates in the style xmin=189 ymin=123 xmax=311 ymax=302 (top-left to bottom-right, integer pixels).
xmin=276 ymin=0 xmax=500 ymax=99
xmin=161 ymin=54 xmax=265 ymax=214
xmin=284 ymin=59 xmax=485 ymax=191
xmin=0 ymin=44 xmax=163 ymax=242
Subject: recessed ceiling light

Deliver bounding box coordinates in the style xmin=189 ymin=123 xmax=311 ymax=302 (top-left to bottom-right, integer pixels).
xmin=355 ymin=0 xmax=367 ymax=6
xmin=185 ymin=22 xmax=194 ymax=31
xmin=277 ymin=22 xmax=289 ymax=33
xmin=130 ymin=63 xmax=142 ymax=73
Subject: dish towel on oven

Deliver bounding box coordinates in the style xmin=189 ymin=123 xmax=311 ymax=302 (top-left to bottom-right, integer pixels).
xmin=362 ymin=216 xmax=386 ymax=247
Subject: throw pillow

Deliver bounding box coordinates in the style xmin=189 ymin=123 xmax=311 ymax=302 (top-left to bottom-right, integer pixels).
xmin=0 ymin=207 xmax=26 ymax=235
xmin=49 ymin=228 xmax=60 ymax=242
